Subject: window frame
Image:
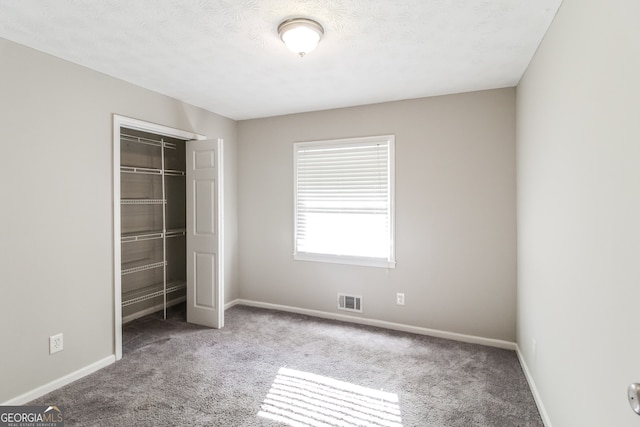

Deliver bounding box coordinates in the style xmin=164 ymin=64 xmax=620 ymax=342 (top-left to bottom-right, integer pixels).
xmin=293 ymin=134 xmax=396 ymax=269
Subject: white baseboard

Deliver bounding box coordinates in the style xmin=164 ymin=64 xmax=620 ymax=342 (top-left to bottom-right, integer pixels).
xmin=516 ymin=345 xmax=553 ymax=427
xmin=2 ymin=355 xmax=115 ymax=406
xmin=231 ymin=299 xmax=517 ymax=350
xmin=225 ymin=298 xmax=241 ymax=310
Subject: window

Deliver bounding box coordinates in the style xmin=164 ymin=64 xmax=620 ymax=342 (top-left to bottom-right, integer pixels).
xmin=293 ymin=135 xmax=396 ymax=268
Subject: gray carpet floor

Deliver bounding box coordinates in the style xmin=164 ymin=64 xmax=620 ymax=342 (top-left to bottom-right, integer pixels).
xmin=30 ymin=304 xmax=543 ymax=426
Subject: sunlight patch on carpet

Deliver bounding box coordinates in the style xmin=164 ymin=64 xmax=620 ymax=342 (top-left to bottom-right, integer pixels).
xmin=258 ymin=367 xmax=403 ymax=427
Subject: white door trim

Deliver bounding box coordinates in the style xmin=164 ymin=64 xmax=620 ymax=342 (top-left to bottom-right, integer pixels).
xmin=112 ymin=115 xmax=206 ymax=360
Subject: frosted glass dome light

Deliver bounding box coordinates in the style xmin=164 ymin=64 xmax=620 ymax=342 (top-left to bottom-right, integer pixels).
xmin=278 ymin=18 xmax=324 ymax=57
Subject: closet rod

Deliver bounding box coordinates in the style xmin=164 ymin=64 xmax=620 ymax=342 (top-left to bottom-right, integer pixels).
xmin=121 ymin=198 xmax=165 ymax=205
xmin=121 ymin=133 xmax=178 ymax=149
xmin=121 ymin=166 xmax=163 ymax=175
xmin=121 ymin=133 xmax=162 ymax=148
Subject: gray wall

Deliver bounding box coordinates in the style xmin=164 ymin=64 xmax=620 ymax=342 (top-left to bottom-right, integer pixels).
xmin=238 ymin=88 xmax=517 ymax=342
xmin=516 ymin=0 xmax=640 ymax=425
xmin=0 ymin=38 xmax=238 ymax=403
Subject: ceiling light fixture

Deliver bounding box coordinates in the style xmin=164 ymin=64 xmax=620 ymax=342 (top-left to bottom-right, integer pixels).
xmin=278 ymin=18 xmax=324 ymax=57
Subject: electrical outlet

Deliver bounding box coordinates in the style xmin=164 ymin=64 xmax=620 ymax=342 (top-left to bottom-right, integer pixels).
xmin=396 ymin=293 xmax=405 ymax=305
xmin=50 ymin=333 xmax=63 ymax=354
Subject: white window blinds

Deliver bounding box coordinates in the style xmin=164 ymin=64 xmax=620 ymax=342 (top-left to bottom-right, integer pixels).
xmin=294 ymin=135 xmax=395 ymax=268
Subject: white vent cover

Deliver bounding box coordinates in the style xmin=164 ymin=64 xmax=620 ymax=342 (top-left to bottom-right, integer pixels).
xmin=338 ymin=293 xmax=362 ymax=313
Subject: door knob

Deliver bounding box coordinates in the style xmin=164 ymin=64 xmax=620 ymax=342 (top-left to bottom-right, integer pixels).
xmin=628 ymin=383 xmax=640 ymax=415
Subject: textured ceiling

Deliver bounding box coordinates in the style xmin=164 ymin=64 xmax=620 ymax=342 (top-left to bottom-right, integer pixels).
xmin=0 ymin=0 xmax=562 ymax=120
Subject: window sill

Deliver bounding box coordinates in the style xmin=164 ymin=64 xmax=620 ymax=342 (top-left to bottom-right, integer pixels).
xmin=293 ymin=252 xmax=396 ymax=269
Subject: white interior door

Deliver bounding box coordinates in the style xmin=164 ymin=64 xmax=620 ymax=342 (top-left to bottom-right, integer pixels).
xmin=186 ymin=139 xmax=224 ymax=328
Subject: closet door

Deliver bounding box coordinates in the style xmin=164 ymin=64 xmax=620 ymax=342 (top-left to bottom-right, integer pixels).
xmin=186 ymin=139 xmax=224 ymax=328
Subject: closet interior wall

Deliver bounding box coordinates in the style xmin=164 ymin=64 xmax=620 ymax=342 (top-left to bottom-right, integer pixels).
xmin=119 ymin=127 xmax=187 ymax=322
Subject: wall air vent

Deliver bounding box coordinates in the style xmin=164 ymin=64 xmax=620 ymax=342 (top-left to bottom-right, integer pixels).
xmin=338 ymin=293 xmax=362 ymax=313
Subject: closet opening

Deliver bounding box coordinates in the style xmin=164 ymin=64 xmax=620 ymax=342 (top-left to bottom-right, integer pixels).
xmin=113 ymin=115 xmax=223 ymax=360
xmin=119 ymin=128 xmax=187 ymax=323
